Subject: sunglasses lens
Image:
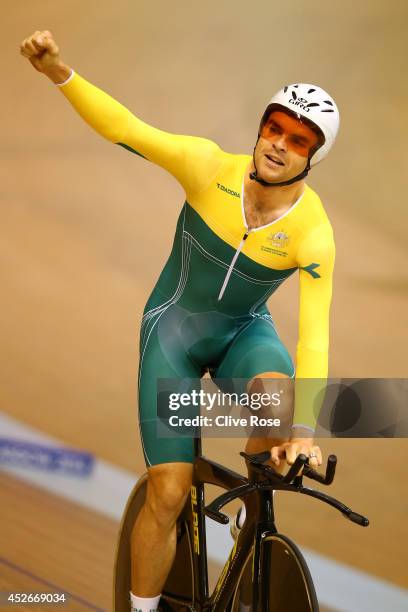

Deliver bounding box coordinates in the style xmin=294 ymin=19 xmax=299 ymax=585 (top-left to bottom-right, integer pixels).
xmin=260 ymin=111 xmax=322 ymax=157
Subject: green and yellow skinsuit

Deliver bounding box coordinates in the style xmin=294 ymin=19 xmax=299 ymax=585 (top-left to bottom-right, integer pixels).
xmin=58 ymin=71 xmax=335 ymax=466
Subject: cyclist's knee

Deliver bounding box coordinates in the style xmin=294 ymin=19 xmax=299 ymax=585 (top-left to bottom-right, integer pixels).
xmin=145 ymin=462 xmax=193 ymax=525
xmin=247 ymin=371 xmax=294 ymax=426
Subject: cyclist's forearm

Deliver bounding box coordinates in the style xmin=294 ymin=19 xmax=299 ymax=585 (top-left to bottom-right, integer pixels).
xmin=293 ymin=344 xmax=328 ymax=433
xmin=54 ymin=68 xmax=135 ymax=144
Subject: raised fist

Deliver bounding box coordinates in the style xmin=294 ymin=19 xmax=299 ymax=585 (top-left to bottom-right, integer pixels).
xmin=20 ymin=30 xmax=61 ymax=74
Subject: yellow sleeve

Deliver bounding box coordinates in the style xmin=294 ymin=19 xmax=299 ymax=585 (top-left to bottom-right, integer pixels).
xmin=57 ymin=71 xmax=223 ymax=199
xmin=293 ymin=223 xmax=335 ymax=432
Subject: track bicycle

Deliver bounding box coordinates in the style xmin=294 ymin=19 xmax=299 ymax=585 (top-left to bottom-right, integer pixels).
xmin=113 ymin=436 xmax=369 ymax=611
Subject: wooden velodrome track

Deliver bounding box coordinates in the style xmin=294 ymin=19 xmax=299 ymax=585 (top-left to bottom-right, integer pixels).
xmin=1 ymin=0 xmax=407 ymax=610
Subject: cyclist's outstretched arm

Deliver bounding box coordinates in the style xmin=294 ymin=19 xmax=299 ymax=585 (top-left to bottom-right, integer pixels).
xmin=20 ymin=30 xmax=223 ymax=198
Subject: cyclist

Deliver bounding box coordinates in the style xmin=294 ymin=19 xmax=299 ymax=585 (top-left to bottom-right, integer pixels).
xmin=21 ymin=30 xmax=339 ymax=612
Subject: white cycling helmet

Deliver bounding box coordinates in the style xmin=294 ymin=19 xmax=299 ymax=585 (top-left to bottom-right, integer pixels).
xmin=262 ymin=82 xmax=340 ymax=165
xmin=250 ymin=82 xmax=340 ymax=187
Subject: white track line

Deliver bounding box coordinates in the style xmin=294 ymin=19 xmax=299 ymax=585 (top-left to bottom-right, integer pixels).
xmin=1 ymin=412 xmax=407 ymax=612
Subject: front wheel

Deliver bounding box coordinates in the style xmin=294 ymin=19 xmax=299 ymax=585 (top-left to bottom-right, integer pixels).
xmin=230 ymin=533 xmax=319 ymax=611
xmin=113 ymin=475 xmax=148 ymax=612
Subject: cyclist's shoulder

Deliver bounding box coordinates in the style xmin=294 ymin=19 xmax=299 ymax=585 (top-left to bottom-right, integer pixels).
xmin=301 ymin=185 xmax=334 ymax=234
xmin=189 ymin=144 xmax=251 ymax=183
xmin=302 ymin=183 xmax=330 ymax=214
xmin=214 ymin=149 xmax=252 ymax=177
xmin=193 ymin=141 xmax=250 ymax=166
xmin=182 ymin=137 xmax=241 ymax=174
xmin=295 ymin=187 xmax=335 ymax=262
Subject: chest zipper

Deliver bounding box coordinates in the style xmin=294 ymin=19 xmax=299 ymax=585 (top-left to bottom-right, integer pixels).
xmin=217 ymin=230 xmax=252 ymax=301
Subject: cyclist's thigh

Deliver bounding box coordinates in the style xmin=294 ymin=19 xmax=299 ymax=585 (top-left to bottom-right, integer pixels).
xmin=214 ymin=316 xmax=295 ymax=384
xmin=214 ymin=316 xmax=294 ymax=438
xmin=138 ymin=307 xmax=202 ymax=468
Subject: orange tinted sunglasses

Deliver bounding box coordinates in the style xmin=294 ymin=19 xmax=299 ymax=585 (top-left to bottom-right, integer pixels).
xmin=260 ymin=111 xmax=320 ymax=157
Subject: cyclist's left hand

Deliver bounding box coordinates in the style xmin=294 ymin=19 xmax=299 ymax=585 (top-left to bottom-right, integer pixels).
xmin=271 ymin=438 xmax=322 ymax=470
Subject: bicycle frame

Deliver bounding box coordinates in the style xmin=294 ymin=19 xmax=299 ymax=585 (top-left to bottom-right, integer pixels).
xmin=114 ymin=435 xmax=368 ymax=611
xmin=162 ymin=437 xmax=284 ymax=611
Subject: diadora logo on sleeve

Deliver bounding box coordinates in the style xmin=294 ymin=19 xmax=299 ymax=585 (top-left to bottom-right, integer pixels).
xmin=217 ymin=183 xmax=240 ymax=199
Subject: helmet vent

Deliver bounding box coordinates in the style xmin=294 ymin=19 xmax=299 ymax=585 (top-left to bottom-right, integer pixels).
xmin=306 ymin=102 xmax=319 ymax=108
xmin=308 ymin=88 xmax=316 ymax=94
xmin=324 ymin=100 xmax=334 ymax=106
xmin=291 ymin=90 xmax=297 ymax=100
xmin=321 ymin=109 xmax=334 ymax=112
xmin=284 ymin=86 xmax=288 ymax=93
xmin=294 ymin=84 xmax=299 ymax=88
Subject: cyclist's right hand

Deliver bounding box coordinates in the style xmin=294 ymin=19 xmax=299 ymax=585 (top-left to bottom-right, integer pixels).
xmin=20 ymin=30 xmax=62 ymax=75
